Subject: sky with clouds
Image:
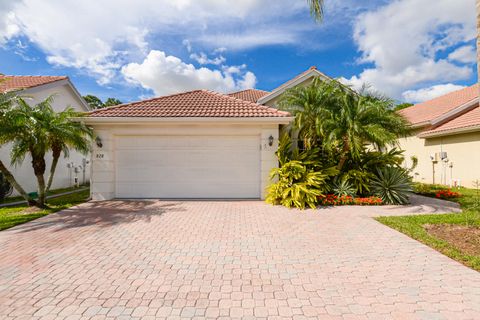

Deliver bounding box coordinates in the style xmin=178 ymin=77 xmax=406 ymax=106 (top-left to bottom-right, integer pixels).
xmin=0 ymin=0 xmax=476 ymax=104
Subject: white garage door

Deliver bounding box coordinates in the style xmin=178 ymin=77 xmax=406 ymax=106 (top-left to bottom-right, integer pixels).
xmin=115 ymin=135 xmax=261 ymax=198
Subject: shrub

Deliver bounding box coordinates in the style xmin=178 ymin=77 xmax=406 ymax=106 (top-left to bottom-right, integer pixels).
xmin=332 ymin=177 xmax=356 ymax=197
xmin=354 ymin=196 xmax=383 ymax=206
xmin=266 ymin=160 xmax=333 ymax=209
xmin=435 ymin=189 xmax=461 ymax=199
xmin=371 ymin=167 xmax=412 ymax=205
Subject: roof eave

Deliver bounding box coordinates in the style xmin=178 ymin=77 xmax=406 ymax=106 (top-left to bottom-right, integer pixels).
xmin=419 ymin=125 xmax=480 ymax=138
xmin=75 ymin=116 xmax=294 ymax=125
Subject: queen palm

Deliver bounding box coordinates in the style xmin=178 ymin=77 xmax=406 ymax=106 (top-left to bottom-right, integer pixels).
xmin=307 ymin=0 xmax=324 ymax=22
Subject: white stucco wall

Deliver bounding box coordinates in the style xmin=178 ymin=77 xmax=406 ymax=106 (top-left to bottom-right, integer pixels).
xmin=399 ymin=131 xmax=480 ymax=188
xmin=0 ymin=83 xmax=91 ymax=195
xmin=90 ymin=123 xmax=280 ymax=201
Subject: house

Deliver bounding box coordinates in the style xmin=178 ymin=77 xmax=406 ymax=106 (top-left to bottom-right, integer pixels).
xmin=398 ymin=85 xmax=480 ymax=188
xmin=0 ymin=75 xmax=91 ymax=194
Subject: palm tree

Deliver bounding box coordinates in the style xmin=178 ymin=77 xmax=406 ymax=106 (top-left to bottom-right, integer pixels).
xmin=279 ymin=78 xmax=411 ymax=171
xmin=2 ymin=96 xmax=92 ymax=207
xmin=45 ymin=106 xmax=93 ymax=193
xmin=307 ymin=0 xmax=324 ymax=22
xmin=0 ymin=90 xmax=37 ymax=205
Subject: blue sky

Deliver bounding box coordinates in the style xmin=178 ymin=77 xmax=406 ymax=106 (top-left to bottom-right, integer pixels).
xmin=0 ymin=0 xmax=476 ymax=104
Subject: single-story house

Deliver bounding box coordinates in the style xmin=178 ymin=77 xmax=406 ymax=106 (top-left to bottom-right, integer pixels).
xmin=0 ymin=75 xmax=91 ymax=195
xmin=84 ymin=90 xmax=293 ymax=200
xmin=398 ymin=84 xmax=480 ymax=188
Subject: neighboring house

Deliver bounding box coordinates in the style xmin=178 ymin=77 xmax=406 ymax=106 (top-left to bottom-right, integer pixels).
xmin=0 ymin=75 xmax=91 ymax=194
xmin=398 ymin=85 xmax=480 ymax=188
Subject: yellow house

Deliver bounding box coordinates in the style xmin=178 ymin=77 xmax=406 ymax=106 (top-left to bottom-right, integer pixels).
xmin=398 ymin=85 xmax=480 ymax=188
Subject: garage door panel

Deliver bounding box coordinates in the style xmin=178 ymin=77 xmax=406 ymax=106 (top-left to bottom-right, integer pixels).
xmin=115 ymin=135 xmax=261 ymax=198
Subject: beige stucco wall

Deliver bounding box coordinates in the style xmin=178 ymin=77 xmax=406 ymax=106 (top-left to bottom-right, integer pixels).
xmin=0 ymin=83 xmax=91 ymax=195
xmin=90 ymin=123 xmax=280 ymax=201
xmin=399 ymin=131 xmax=480 ymax=188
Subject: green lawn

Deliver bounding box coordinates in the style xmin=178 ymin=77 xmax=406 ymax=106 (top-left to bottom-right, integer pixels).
xmin=0 ymin=189 xmax=90 ymax=231
xmin=0 ymin=185 xmax=89 ymax=204
xmin=376 ymin=184 xmax=480 ymax=271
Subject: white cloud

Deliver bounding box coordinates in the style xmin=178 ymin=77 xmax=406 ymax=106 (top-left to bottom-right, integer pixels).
xmin=121 ymin=50 xmax=256 ymax=96
xmin=448 ymin=45 xmax=476 ymax=64
xmin=343 ymin=0 xmax=475 ymax=100
xmin=190 ymin=52 xmax=226 ymax=65
xmin=402 ymin=83 xmax=466 ymax=103
xmin=0 ymin=0 xmax=314 ymax=83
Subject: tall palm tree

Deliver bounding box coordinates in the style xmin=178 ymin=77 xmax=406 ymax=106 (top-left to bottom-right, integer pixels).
xmin=279 ymin=78 xmax=411 ymax=171
xmin=0 ymin=90 xmax=36 ymax=205
xmin=307 ymin=0 xmax=324 ymax=22
xmin=44 ymin=106 xmax=93 ymax=193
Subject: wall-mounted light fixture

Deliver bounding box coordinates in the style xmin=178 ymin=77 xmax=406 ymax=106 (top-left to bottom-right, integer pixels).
xmin=268 ymin=135 xmax=274 ymax=147
xmin=95 ymin=136 xmax=103 ymax=148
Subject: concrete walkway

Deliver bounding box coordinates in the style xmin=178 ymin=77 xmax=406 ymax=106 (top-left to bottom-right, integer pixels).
xmin=0 ymin=196 xmax=478 ymax=319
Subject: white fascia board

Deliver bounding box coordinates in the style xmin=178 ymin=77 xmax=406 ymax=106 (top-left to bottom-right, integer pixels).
xmin=419 ymin=125 xmax=480 ymax=138
xmin=75 ymin=116 xmax=294 ymax=125
xmin=257 ymin=69 xmax=330 ymax=105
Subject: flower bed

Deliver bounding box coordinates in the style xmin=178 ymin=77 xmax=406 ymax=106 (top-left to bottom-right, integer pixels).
xmin=435 ymin=189 xmax=461 ymax=200
xmin=318 ymin=194 xmax=383 ymax=206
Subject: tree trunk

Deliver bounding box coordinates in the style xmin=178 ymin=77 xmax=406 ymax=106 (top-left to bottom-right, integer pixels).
xmin=46 ymin=147 xmax=61 ymax=193
xmin=31 ymin=153 xmax=47 ymax=208
xmin=336 ymin=137 xmax=350 ymax=171
xmin=477 ymin=0 xmax=480 ymax=95
xmin=0 ymin=160 xmax=36 ymax=206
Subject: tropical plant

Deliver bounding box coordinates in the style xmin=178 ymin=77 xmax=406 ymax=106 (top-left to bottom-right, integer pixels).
xmin=0 ymin=172 xmax=13 ymax=201
xmin=0 ymin=96 xmax=92 ymax=207
xmin=307 ymin=0 xmax=324 ymax=22
xmin=0 ymin=88 xmax=36 ymax=205
xmin=44 ymin=107 xmax=94 ymax=192
xmin=266 ymin=160 xmax=332 ymax=209
xmin=371 ymin=167 xmax=412 ymax=205
xmin=331 ymin=176 xmax=356 ymax=197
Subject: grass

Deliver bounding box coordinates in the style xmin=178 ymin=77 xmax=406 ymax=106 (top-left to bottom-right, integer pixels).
xmin=0 ymin=184 xmax=89 ymax=204
xmin=0 ymin=189 xmax=90 ymax=231
xmin=376 ymin=183 xmax=480 ymax=271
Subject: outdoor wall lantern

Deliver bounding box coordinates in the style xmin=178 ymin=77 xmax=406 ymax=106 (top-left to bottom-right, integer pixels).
xmin=95 ymin=137 xmax=103 ymax=148
xmin=268 ymin=135 xmax=274 ymax=147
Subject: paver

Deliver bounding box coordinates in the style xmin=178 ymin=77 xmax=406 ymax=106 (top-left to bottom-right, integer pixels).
xmin=0 ymin=195 xmax=479 ymax=319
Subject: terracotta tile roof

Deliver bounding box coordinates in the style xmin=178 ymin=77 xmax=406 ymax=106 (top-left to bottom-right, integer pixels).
xmin=87 ymin=90 xmax=290 ymax=118
xmin=0 ymin=75 xmax=67 ymax=92
xmin=420 ymin=105 xmax=480 ymax=136
xmin=399 ymin=84 xmax=478 ymax=126
xmin=228 ymin=89 xmax=270 ymax=103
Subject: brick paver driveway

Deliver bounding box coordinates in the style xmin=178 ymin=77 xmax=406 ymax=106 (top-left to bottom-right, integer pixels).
xmin=0 ymin=196 xmax=479 ymax=319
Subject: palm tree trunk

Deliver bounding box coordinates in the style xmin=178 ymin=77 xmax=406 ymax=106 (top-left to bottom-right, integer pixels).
xmin=46 ymin=148 xmax=61 ymax=193
xmin=336 ymin=138 xmax=350 ymax=171
xmin=35 ymin=173 xmax=47 ymax=207
xmin=0 ymin=160 xmax=36 ymax=206
xmin=31 ymin=154 xmax=47 ymax=208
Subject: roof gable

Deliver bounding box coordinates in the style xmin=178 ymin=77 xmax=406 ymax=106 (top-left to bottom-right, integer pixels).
xmin=419 ymin=104 xmax=480 ymax=137
xmin=257 ymin=66 xmax=332 ymax=105
xmin=87 ymin=90 xmax=290 ymax=118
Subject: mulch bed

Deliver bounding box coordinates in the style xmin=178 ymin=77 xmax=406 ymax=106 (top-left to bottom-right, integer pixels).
xmin=424 ymin=224 xmax=480 ymax=256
